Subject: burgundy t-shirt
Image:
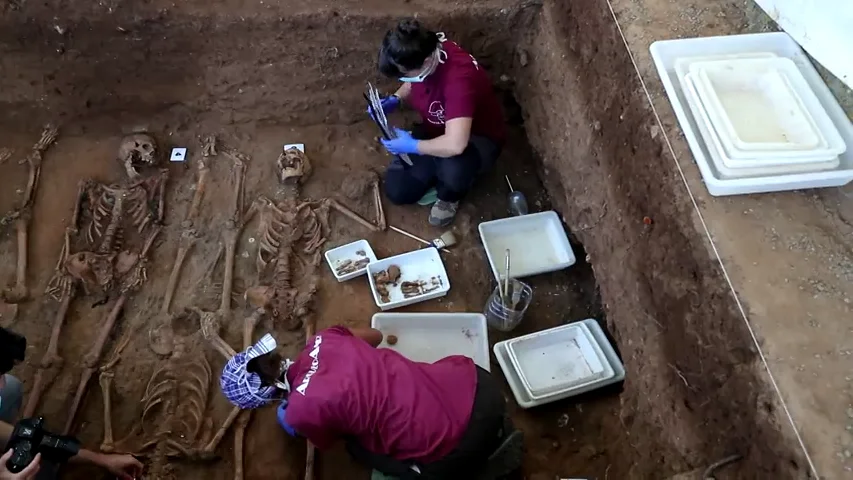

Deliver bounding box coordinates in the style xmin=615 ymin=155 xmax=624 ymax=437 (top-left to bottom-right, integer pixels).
xmin=407 ymin=39 xmax=507 ymax=147
xmin=284 ymin=326 xmax=478 ymax=463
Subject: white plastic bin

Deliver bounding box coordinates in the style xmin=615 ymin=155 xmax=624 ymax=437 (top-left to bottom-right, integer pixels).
xmin=366 ymin=248 xmax=450 ymax=310
xmin=493 ymin=319 xmax=625 ymax=409
xmin=324 ymin=239 xmax=377 ymax=282
xmin=649 ymin=32 xmax=853 ymax=195
xmin=478 ymin=211 xmax=575 ymax=282
xmin=690 ymin=57 xmax=845 ymax=161
xmin=371 ymin=313 xmax=490 ymax=371
xmin=682 ymin=73 xmax=839 ymax=178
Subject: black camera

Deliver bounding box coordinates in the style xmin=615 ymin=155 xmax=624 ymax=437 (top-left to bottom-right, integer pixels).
xmin=4 ymin=417 xmax=80 ymax=473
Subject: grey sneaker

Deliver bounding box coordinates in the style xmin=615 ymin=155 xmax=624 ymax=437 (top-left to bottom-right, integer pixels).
xmin=429 ymin=200 xmax=459 ymax=227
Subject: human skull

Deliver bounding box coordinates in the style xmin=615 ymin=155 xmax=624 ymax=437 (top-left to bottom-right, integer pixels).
xmin=276 ymin=148 xmax=312 ymax=184
xmin=118 ymin=133 xmax=158 ymax=179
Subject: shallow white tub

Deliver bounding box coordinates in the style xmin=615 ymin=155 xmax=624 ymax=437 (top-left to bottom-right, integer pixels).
xmin=478 ymin=211 xmax=576 ymax=282
xmin=366 ymin=248 xmax=450 ymax=310
xmin=494 ymin=319 xmax=625 ymax=408
xmin=324 ymin=239 xmax=377 ymax=282
xmin=371 ymin=313 xmax=490 ymax=371
xmin=506 ymin=322 xmax=614 ymax=399
xmin=650 ymin=32 xmax=853 ymax=196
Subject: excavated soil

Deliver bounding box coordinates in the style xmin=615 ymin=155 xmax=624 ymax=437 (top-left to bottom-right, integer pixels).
xmin=0 ymin=0 xmax=806 ymax=479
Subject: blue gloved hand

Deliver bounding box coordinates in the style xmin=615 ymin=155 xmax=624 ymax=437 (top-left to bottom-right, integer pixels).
xmin=381 ymin=128 xmax=420 ymax=155
xmin=277 ymin=400 xmax=298 ymax=438
xmin=367 ymin=95 xmax=400 ymax=120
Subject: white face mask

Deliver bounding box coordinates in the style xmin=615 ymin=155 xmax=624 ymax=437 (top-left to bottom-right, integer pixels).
xmin=399 ymin=48 xmax=447 ymax=83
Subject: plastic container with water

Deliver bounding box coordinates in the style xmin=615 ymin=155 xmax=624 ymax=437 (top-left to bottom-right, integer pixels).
xmin=484 ymin=279 xmax=532 ymax=332
xmin=371 ymin=312 xmax=490 ymax=371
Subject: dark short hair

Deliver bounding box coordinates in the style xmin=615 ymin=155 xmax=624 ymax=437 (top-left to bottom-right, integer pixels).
xmin=247 ymin=351 xmax=283 ymax=386
xmin=378 ymin=19 xmax=439 ymax=78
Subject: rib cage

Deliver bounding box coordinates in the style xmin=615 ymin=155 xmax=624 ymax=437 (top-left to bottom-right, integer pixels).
xmin=141 ymin=353 xmax=212 ymax=450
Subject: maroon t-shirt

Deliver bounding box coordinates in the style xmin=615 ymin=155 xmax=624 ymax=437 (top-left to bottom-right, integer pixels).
xmin=407 ymin=39 xmax=507 ymax=146
xmin=284 ymin=326 xmax=478 ymax=463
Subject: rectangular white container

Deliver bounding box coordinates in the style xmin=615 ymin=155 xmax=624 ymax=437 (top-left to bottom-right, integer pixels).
xmin=324 ymin=239 xmax=377 ymax=282
xmin=506 ymin=322 xmax=615 ymax=399
xmin=650 ymin=32 xmax=853 ymax=196
xmin=371 ymin=313 xmax=490 ymax=371
xmin=682 ymin=73 xmax=839 ymax=178
xmin=494 ymin=319 xmax=625 ymax=409
xmin=366 ymin=248 xmax=450 ymax=310
xmin=693 ymin=59 xmax=822 ymax=151
xmin=691 ymin=57 xmax=845 ymax=160
xmin=478 ymin=211 xmax=576 ymax=282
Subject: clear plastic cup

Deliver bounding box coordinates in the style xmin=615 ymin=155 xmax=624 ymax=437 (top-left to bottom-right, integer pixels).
xmin=484 ymin=279 xmax=533 ymax=332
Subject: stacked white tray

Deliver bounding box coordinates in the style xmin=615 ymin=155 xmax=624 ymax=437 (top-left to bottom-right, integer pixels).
xmin=494 ymin=319 xmax=625 ymax=408
xmin=651 ymin=33 xmax=853 ymax=196
xmin=677 ymin=54 xmax=845 ymax=180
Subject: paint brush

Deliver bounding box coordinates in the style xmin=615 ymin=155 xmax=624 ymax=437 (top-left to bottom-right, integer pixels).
xmin=503 ymin=249 xmax=511 ymax=307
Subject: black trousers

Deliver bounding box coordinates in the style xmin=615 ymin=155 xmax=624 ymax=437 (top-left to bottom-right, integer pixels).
xmin=346 ymin=366 xmax=507 ymax=480
xmin=383 ymin=126 xmax=500 ymax=204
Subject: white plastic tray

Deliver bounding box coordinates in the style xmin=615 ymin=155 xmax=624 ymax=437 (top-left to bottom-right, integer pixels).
xmin=676 ymin=53 xmax=843 ymax=169
xmin=366 ymin=248 xmax=450 ymax=310
xmin=673 ymin=52 xmax=777 ymax=82
xmin=650 ymin=32 xmax=853 ymax=196
xmin=324 ymin=239 xmax=377 ymax=282
xmin=371 ymin=313 xmax=490 ymax=371
xmin=692 ymin=57 xmax=846 ymax=162
xmin=506 ymin=322 xmax=614 ymax=399
xmin=494 ymin=319 xmax=625 ymax=409
xmin=692 ymin=58 xmax=822 ymax=151
xmin=478 ymin=211 xmax=576 ymax=282
xmin=682 ymin=73 xmax=839 ymax=178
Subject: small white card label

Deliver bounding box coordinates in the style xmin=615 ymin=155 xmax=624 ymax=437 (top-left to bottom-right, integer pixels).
xmin=170 ymin=147 xmax=187 ymax=162
xmin=284 ymin=143 xmax=305 ymax=153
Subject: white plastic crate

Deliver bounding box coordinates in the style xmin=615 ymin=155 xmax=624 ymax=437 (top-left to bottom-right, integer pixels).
xmin=371 ymin=313 xmax=490 ymax=371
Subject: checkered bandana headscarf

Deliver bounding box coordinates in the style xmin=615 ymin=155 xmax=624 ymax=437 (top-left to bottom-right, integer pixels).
xmin=220 ymin=334 xmax=280 ymax=409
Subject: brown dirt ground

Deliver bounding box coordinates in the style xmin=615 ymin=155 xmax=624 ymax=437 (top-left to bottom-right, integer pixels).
xmin=0 ymin=0 xmax=808 ymax=479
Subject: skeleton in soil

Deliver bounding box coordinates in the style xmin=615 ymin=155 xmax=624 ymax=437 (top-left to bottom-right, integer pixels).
xmin=0 ymin=125 xmax=59 ymax=321
xmin=244 ymin=147 xmax=387 ymax=330
xmin=23 ymin=132 xmax=167 ymax=427
xmin=99 ymin=141 xmax=267 ymax=480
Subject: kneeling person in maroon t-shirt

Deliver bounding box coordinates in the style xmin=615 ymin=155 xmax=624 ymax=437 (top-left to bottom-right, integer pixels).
xmin=372 ymin=19 xmax=507 ymax=228
xmin=219 ymin=327 xmax=509 ymax=479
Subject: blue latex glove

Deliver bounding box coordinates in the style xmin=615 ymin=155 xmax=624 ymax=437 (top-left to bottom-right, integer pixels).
xmin=381 ymin=128 xmax=420 ymax=155
xmin=277 ymin=401 xmax=298 ymax=437
xmin=367 ymin=95 xmax=400 ymax=120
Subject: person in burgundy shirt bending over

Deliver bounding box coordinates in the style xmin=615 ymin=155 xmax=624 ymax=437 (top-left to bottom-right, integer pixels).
xmin=372 ymin=19 xmax=507 ymax=227
xmin=219 ymin=327 xmax=509 ymax=480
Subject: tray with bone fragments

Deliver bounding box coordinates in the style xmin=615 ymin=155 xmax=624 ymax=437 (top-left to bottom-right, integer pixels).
xmin=324 ymin=239 xmax=377 ymax=282
xmin=367 ymin=248 xmax=450 ymax=310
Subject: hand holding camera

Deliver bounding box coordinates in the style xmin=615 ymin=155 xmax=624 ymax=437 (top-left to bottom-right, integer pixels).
xmin=0 ymin=450 xmax=39 ymax=480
